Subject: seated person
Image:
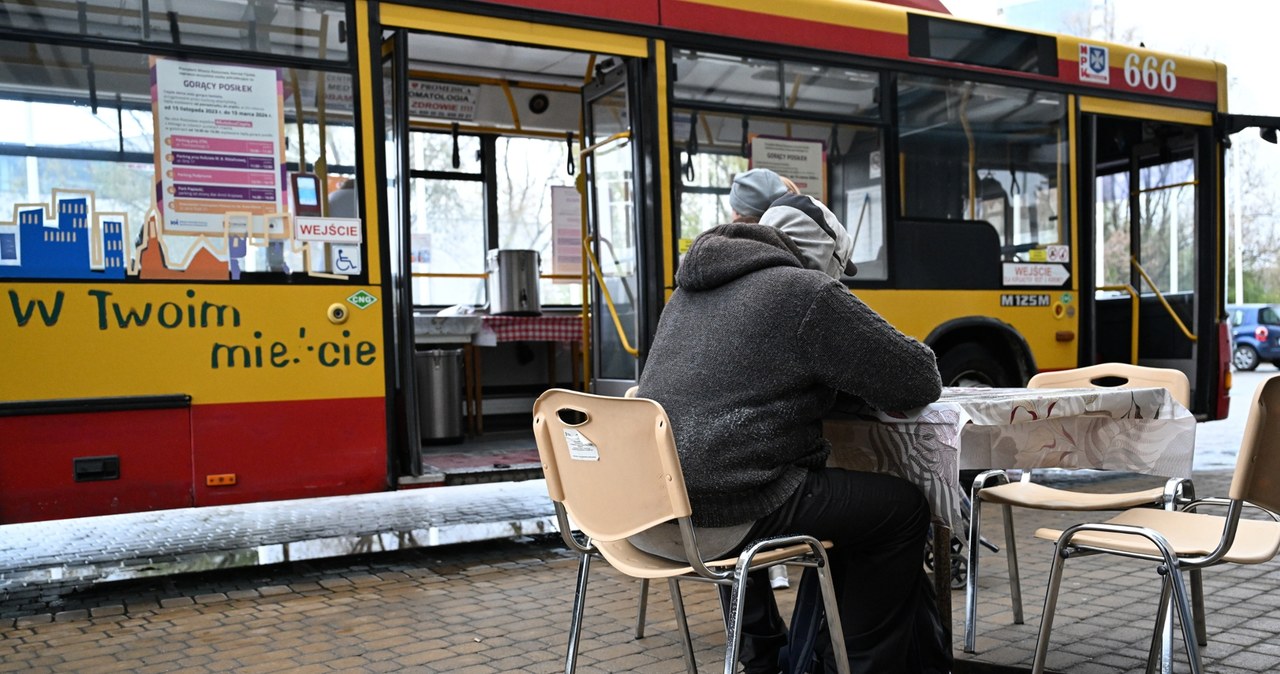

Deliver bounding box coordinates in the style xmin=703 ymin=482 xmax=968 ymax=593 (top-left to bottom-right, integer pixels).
xmin=635 ymin=193 xmax=949 ymax=674
xmin=729 ymin=167 xmax=796 ymax=224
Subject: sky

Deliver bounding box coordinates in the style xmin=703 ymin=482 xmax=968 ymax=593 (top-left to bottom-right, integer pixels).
xmin=944 ymin=0 xmax=1280 ymax=117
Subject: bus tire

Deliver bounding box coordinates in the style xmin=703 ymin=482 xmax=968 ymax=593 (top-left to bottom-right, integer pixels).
xmin=938 ymin=343 xmax=1012 ymax=388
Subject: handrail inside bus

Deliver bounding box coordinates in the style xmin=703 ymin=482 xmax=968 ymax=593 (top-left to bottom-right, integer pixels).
xmin=1131 ymin=255 xmax=1198 ymax=342
xmin=582 ymin=240 xmax=639 ymax=357
xmin=577 ymin=130 xmax=639 ymax=358
xmin=1097 ymin=284 xmax=1139 ymax=364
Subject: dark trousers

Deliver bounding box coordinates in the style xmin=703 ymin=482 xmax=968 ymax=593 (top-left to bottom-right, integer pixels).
xmin=728 ymin=468 xmax=951 ymax=674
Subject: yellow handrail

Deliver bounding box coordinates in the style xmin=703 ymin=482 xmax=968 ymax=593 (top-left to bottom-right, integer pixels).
xmin=407 ymin=272 xmax=580 ymax=280
xmin=1098 ymin=284 xmax=1140 ymax=364
xmin=577 ymin=130 xmax=640 ymax=358
xmin=1131 ymin=255 xmax=1197 ymax=342
xmin=582 ymin=238 xmax=639 ymax=357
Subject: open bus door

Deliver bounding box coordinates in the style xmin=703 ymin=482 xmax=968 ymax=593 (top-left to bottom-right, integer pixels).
xmin=581 ymin=58 xmax=649 ymax=396
xmin=379 ymin=28 xmax=424 ymax=475
xmin=1079 ymin=98 xmax=1224 ymax=418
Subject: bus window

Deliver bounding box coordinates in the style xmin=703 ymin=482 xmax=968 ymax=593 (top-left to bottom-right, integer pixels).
xmin=1093 ymin=119 xmax=1201 ymax=297
xmin=672 ymin=50 xmax=781 ymax=109
xmin=495 ymin=137 xmax=583 ymax=307
xmin=673 ymin=134 xmax=747 ymax=242
xmin=897 ymin=76 xmax=1067 ymax=269
xmin=397 ymin=32 xmax=595 ymax=310
xmin=2 ymin=0 xmax=348 ymax=62
xmin=409 ymin=132 xmax=485 ymax=307
xmin=1138 ymin=159 xmax=1196 ymax=294
xmin=672 ymin=109 xmax=886 ymax=279
xmin=0 ymin=41 xmax=357 ymax=282
xmin=670 ymin=49 xmax=885 ymax=279
xmin=672 ymin=48 xmax=879 ymax=119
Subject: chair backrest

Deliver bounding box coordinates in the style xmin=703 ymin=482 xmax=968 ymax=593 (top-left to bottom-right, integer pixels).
xmin=1028 ymin=362 xmax=1191 ymax=408
xmin=532 ymin=388 xmax=693 ymax=543
xmin=1229 ymin=376 xmax=1280 ymax=513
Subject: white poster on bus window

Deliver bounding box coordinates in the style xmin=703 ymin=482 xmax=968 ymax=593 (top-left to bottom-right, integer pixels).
xmin=749 ymin=135 xmax=827 ymax=202
xmin=152 ymin=58 xmax=287 ymax=234
xmin=551 ymin=186 xmax=582 ymax=279
xmin=408 ymin=81 xmax=479 ymax=121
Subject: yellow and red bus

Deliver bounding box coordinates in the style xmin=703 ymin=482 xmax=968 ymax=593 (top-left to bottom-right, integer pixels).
xmin=0 ymin=0 xmax=1262 ymax=522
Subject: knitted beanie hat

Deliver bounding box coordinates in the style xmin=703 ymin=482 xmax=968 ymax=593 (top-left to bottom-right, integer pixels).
xmin=759 ymin=194 xmax=857 ymax=279
xmin=729 ymin=168 xmax=789 ymax=221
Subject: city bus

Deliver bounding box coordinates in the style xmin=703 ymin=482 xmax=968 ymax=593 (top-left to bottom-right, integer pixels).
xmin=0 ymin=0 xmax=1264 ymax=523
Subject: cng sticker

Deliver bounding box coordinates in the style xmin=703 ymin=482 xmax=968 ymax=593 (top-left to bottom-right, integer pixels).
xmin=347 ymin=290 xmax=378 ymax=309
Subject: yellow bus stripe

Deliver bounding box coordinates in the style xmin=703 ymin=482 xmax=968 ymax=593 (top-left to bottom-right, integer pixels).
xmin=379 ymin=5 xmax=647 ymax=57
xmin=1079 ymin=97 xmax=1212 ymax=126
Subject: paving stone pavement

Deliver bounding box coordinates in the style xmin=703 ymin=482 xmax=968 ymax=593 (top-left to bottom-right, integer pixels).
xmin=3 ymin=467 xmax=1279 ymax=672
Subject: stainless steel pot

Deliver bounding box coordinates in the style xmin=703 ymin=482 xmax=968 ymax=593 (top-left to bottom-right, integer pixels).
xmin=486 ymin=249 xmax=541 ymax=315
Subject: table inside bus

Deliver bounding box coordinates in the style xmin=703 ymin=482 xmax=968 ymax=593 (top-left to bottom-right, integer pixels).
xmin=465 ymin=314 xmax=582 ymax=434
xmin=822 ymin=385 xmax=1196 ymax=642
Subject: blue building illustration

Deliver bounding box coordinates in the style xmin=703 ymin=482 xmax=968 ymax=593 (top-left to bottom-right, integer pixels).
xmin=0 ymin=193 xmax=128 ymax=280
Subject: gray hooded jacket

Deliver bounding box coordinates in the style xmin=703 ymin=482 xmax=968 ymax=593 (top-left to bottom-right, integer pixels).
xmin=636 ymin=223 xmax=942 ymax=528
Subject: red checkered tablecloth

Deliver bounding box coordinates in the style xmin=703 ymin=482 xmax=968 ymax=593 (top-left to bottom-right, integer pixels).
xmin=481 ymin=315 xmax=582 ymax=342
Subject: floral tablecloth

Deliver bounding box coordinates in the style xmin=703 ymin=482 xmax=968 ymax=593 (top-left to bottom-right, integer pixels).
xmin=824 ymin=386 xmax=1197 ymax=532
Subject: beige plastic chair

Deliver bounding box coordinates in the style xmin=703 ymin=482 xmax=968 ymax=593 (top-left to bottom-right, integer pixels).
xmin=1030 ymin=375 xmax=1280 ymax=674
xmin=964 ymin=363 xmax=1197 ymax=653
xmin=533 ymin=388 xmax=850 ymax=674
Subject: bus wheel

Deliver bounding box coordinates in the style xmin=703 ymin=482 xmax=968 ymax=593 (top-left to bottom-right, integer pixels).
xmin=938 ymin=343 xmax=1011 ymax=388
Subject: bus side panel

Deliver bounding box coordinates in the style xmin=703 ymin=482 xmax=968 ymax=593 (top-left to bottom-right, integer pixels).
xmin=191 ymin=396 xmax=387 ymax=507
xmin=0 ymin=408 xmax=194 ymax=523
xmin=659 ymin=0 xmax=908 ymax=59
xmin=475 ymin=0 xmax=659 ymax=24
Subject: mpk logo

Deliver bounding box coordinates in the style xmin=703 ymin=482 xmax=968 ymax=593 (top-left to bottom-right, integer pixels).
xmin=1079 ymin=44 xmax=1109 ymax=84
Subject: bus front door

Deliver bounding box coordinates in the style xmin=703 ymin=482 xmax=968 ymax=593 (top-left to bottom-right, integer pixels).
xmin=1083 ymin=101 xmax=1216 ymax=415
xmin=581 ymin=59 xmax=647 ymax=395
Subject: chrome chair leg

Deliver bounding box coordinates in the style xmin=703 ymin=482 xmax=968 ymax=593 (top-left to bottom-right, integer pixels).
xmin=1190 ymin=569 xmax=1207 ymax=646
xmin=965 ymin=470 xmax=1011 ymax=653
xmin=565 ymin=553 xmax=593 ymax=674
xmin=964 ymin=489 xmax=983 ymax=653
xmin=813 ymin=553 xmax=852 ymax=674
xmin=1031 ymin=545 xmax=1069 ymax=674
xmin=635 ymin=578 xmax=649 ymax=639
xmin=1002 ymin=503 xmax=1023 ymax=625
xmin=1164 ymin=562 xmax=1203 ymax=674
xmin=722 ymin=566 xmax=750 ymax=674
xmin=1145 ymin=575 xmax=1173 ymax=674
xmin=668 ymin=578 xmax=698 ymax=674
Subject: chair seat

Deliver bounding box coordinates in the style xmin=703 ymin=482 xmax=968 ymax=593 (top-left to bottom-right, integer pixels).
xmin=597 ymin=537 xmax=833 ymax=579
xmin=980 ymin=481 xmax=1166 ymax=510
xmin=1035 ymin=508 xmax=1280 ymax=564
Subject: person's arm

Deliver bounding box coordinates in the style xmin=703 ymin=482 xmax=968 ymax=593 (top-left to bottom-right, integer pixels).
xmin=799 ymin=282 xmax=942 ymax=411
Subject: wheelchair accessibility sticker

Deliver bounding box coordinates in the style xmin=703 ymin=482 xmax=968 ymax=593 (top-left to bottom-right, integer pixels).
xmin=330 ymin=244 xmax=362 ymax=276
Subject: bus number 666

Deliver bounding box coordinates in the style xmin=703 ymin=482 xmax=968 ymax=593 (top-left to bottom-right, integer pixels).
xmin=1124 ymin=53 xmax=1177 ymax=93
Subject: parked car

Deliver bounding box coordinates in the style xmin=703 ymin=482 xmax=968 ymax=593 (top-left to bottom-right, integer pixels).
xmin=1227 ymin=304 xmax=1280 ymax=370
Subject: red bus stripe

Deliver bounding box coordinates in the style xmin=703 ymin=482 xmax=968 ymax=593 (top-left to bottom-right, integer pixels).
xmin=661 ymin=0 xmax=909 ymax=59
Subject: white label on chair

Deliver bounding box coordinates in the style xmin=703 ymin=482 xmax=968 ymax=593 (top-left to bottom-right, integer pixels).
xmin=563 ymin=429 xmax=600 ymax=461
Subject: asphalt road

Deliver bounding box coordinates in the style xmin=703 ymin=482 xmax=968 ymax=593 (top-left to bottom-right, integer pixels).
xmin=1195 ymin=367 xmax=1279 ymax=469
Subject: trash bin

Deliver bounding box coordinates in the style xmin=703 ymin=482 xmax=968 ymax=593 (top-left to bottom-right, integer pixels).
xmin=416 ymin=347 xmax=464 ymax=443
